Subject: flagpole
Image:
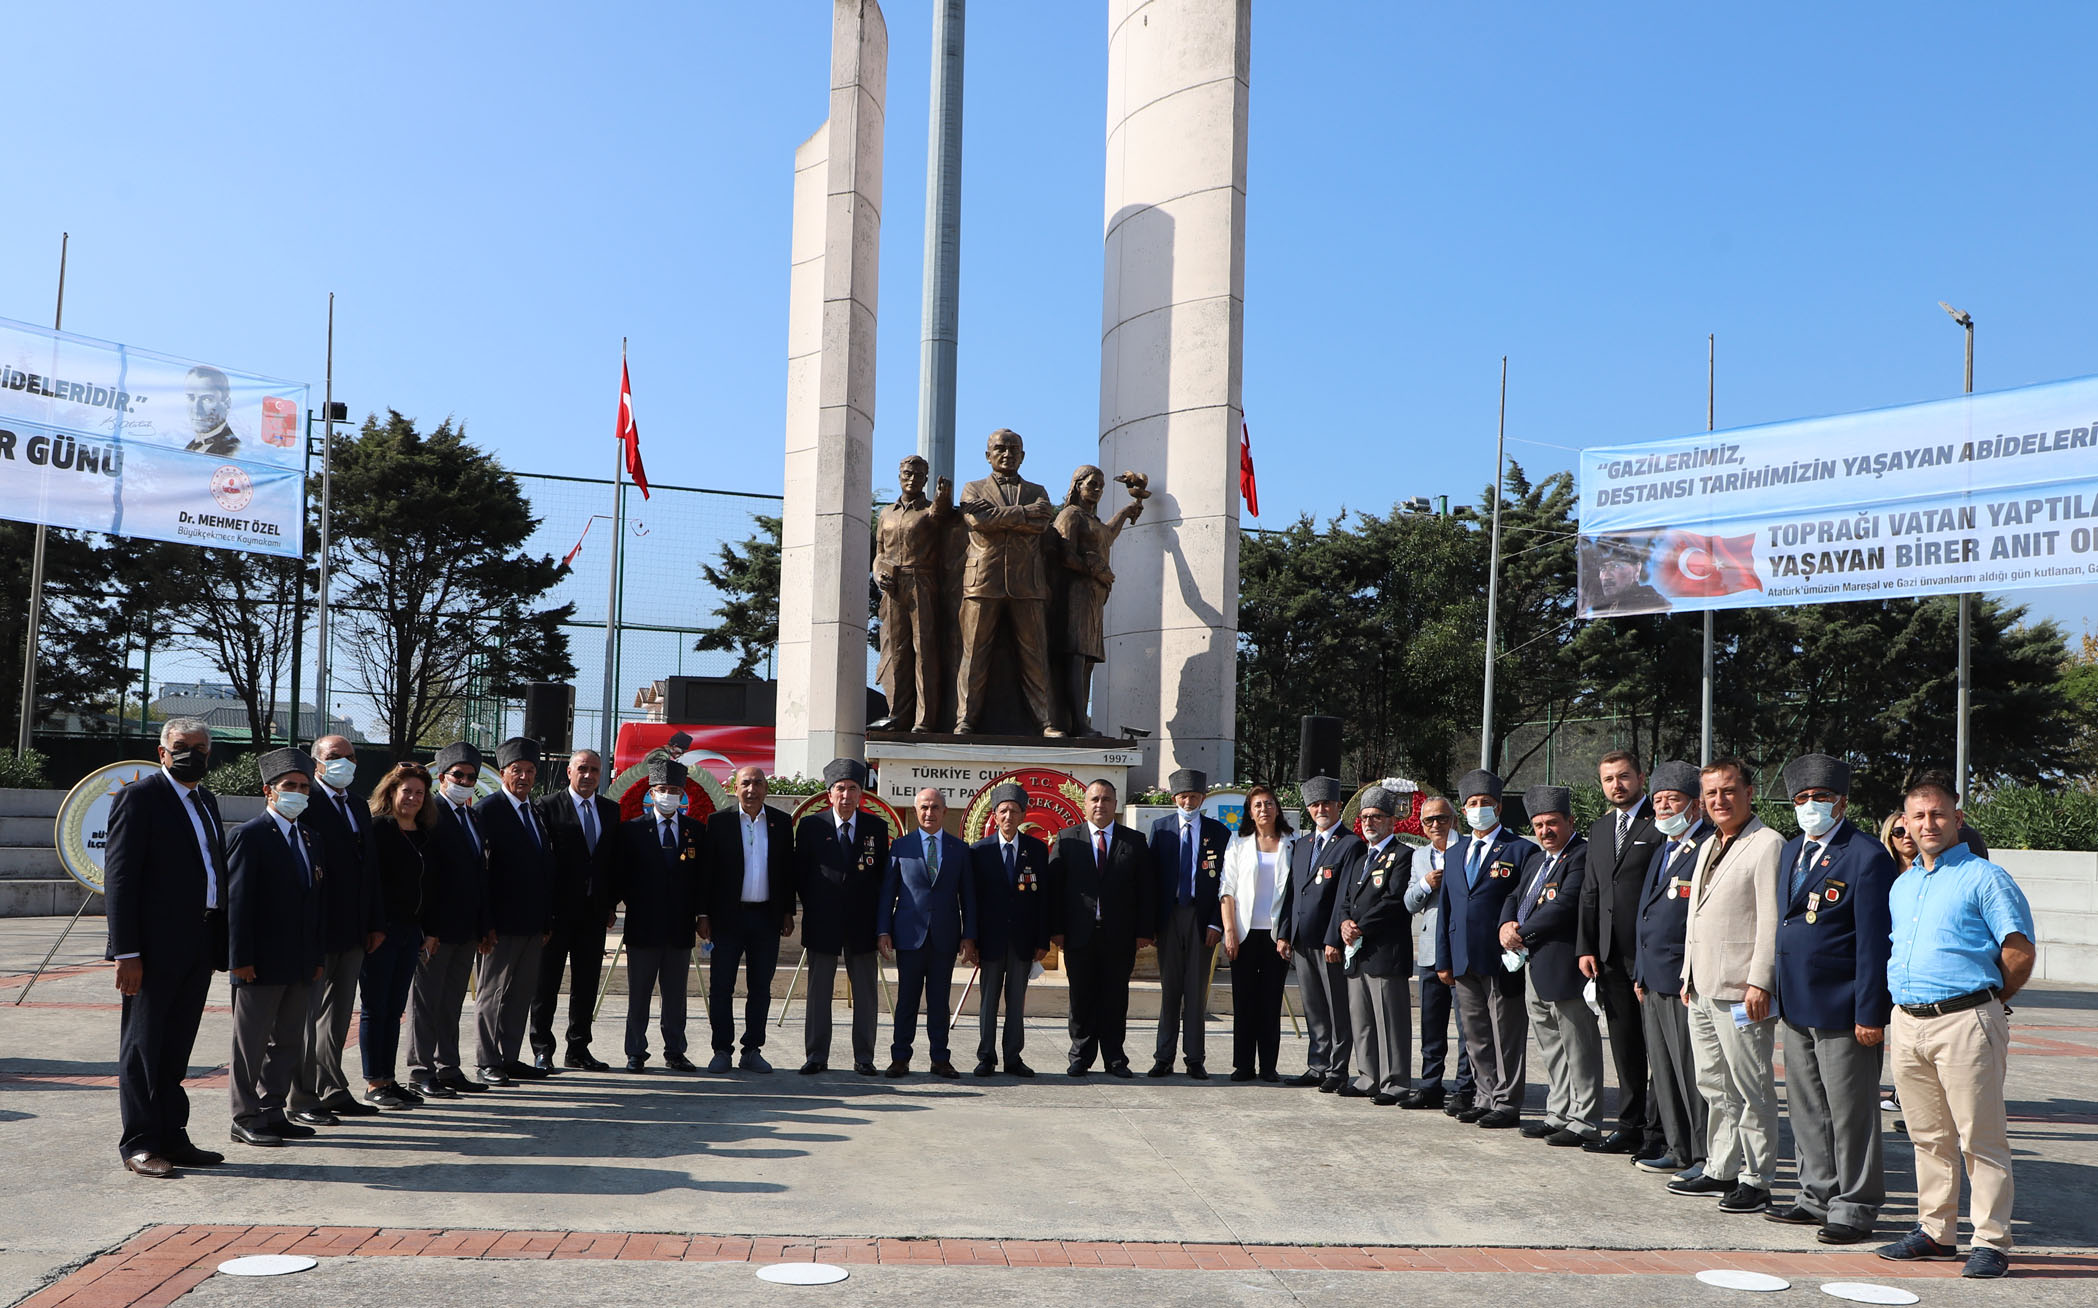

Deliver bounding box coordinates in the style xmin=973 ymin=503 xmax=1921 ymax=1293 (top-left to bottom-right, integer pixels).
xmin=599 ymin=340 xmax=626 ymax=762
xmin=15 ymin=232 xmax=66 ymax=756
xmin=1700 ymin=333 xmax=1715 ymax=766
xmin=1479 ymin=355 xmax=1507 ymax=773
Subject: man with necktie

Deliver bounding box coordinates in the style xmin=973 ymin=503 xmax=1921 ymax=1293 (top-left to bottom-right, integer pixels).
xmin=1399 ymin=795 xmax=1474 ymax=1112
xmin=1630 ymin=761 xmax=1714 ymax=1180
xmin=1576 ymin=750 xmax=1663 ymax=1158
xmin=406 ymin=741 xmax=492 ymax=1100
xmin=1147 ymin=768 xmax=1230 ymax=1078
xmin=968 ymin=783 xmax=1054 ymax=1076
xmin=878 ymin=788 xmax=978 ymax=1077
xmin=1765 ymin=753 xmax=1897 ymax=1244
xmin=104 ymin=718 xmax=232 ymax=1178
xmin=1335 ymin=786 xmax=1415 ymax=1104
xmin=953 ymin=427 xmax=1063 ymax=736
xmin=1275 ymin=775 xmax=1363 ymax=1091
xmin=1435 ymin=767 xmax=1536 ymax=1129
xmin=531 ymin=748 xmax=623 ymax=1072
xmin=700 ymin=765 xmax=796 ymax=1071
xmin=472 ymin=737 xmax=558 ymax=1086
xmin=1050 ymin=778 xmax=1156 ymax=1076
xmin=288 ymin=735 xmax=384 ymax=1126
xmin=1503 ymin=784 xmax=1601 ymax=1146
xmin=615 ymin=759 xmax=704 ymax=1072
xmin=225 ymin=749 xmax=327 ymax=1147
xmin=794 ymin=759 xmax=891 ymax=1074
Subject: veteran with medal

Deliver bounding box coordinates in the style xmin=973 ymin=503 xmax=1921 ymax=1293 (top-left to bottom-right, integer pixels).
xmin=1434 ymin=768 xmax=1536 ymax=1129
xmin=795 ymin=759 xmax=891 ymax=1075
xmin=1334 ymin=786 xmax=1415 ymax=1103
xmin=615 ymin=760 xmax=705 ymax=1072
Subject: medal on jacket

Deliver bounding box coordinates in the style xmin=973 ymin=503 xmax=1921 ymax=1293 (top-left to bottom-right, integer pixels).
xmin=1822 ymin=879 xmax=1843 ymax=904
xmin=1544 ymin=886 xmax=1556 ymax=901
xmin=860 ymin=833 xmax=878 ymax=873
xmin=1668 ymin=878 xmax=1690 ymax=900
xmin=1204 ymin=850 xmax=1219 ymax=879
xmin=1805 ymin=890 xmax=1821 ymax=924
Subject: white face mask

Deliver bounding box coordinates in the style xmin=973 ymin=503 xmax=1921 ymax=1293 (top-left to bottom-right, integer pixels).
xmin=652 ymin=790 xmax=683 ymax=817
xmin=1464 ymin=804 xmax=1497 ymax=832
xmin=441 ymin=781 xmax=475 ymax=806
xmin=317 ymin=757 xmax=357 ymax=789
xmin=1654 ymin=809 xmax=1691 ymax=838
xmin=272 ymin=790 xmax=309 ymax=820
xmin=1795 ymin=800 xmax=1839 ymax=839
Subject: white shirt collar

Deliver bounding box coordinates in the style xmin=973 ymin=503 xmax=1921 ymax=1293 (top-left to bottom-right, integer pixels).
xmin=1616 ymin=795 xmax=1647 ymax=821
xmin=318 ymin=779 xmax=350 ymax=800
xmin=1472 ymin=824 xmax=1503 ymax=845
xmin=570 ymin=787 xmax=594 ymax=807
xmin=270 ymin=808 xmax=298 ymax=840
xmin=1088 ymin=820 xmax=1114 ymax=838
xmin=161 ymin=765 xmax=198 ymax=794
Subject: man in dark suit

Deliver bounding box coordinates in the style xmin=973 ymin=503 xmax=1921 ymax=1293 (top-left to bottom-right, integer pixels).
xmin=225 ymin=749 xmax=327 ymax=1147
xmin=877 ymin=788 xmax=977 ymax=1077
xmin=1275 ymin=775 xmax=1363 ymax=1090
xmin=288 ymin=734 xmax=383 ymax=1126
xmin=407 ymin=741 xmax=491 ymax=1100
xmin=1576 ymin=749 xmax=1663 ymax=1157
xmin=699 ymin=764 xmax=795 ymax=1071
xmin=1147 ymin=768 xmax=1229 ymax=1078
xmin=1767 ymin=753 xmax=1898 ymax=1244
xmin=953 ymin=426 xmax=1060 ymax=736
xmin=105 ymin=718 xmax=230 ymax=1177
xmin=1503 ymin=785 xmax=1600 ymax=1146
xmin=969 ymin=783 xmax=1053 ymax=1076
xmin=794 ymin=759 xmax=891 ymax=1074
xmin=531 ymin=747 xmax=622 ymax=1071
xmin=1435 ymin=768 xmax=1536 ymax=1129
xmin=1050 ymin=777 xmax=1155 ymax=1076
xmin=615 ymin=759 xmax=704 ymax=1072
xmin=472 ymin=737 xmax=557 ymax=1086
xmin=1632 ymin=761 xmax=1714 ymax=1179
xmin=1334 ymin=786 xmax=1414 ymax=1104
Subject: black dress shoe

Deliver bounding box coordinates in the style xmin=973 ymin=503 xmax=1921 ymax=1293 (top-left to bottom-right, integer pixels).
xmin=1006 ymin=1060 xmax=1035 ymax=1078
xmin=801 ymin=1060 xmax=830 ymax=1075
xmin=1288 ymin=1070 xmax=1323 ymax=1087
xmin=533 ymin=1051 xmax=556 ymax=1072
xmin=411 ymin=1077 xmax=458 ymax=1100
xmin=393 ymin=1083 xmax=426 ymax=1105
xmin=263 ymin=1120 xmax=317 ymax=1139
xmin=1585 ymin=1129 xmax=1638 ymax=1155
xmin=1372 ymin=1092 xmax=1400 ymax=1106
xmin=1818 ymin=1223 xmax=1875 ymax=1245
xmin=289 ymin=1108 xmax=339 ymax=1127
xmin=1521 ymin=1120 xmax=1557 ymax=1138
xmin=441 ymin=1072 xmax=487 ymax=1094
xmin=325 ymin=1097 xmax=382 ymax=1117
xmin=1399 ymin=1087 xmax=1445 ymax=1110
xmin=854 ymin=1061 xmax=879 ymax=1076
xmin=930 ymin=1061 xmax=960 ymax=1078
xmin=1067 ymin=1062 xmax=1090 ymax=1078
xmin=1766 ymin=1203 xmax=1821 ymax=1225
xmin=503 ymin=1060 xmax=549 ymax=1081
xmin=1107 ymin=1061 xmax=1134 ymax=1079
xmin=475 ymin=1066 xmax=515 ymax=1087
xmin=230 ymin=1123 xmax=283 ymax=1147
xmin=124 ymin=1152 xmax=174 ymax=1177
xmin=1319 ymin=1073 xmax=1344 ymax=1093
xmin=1337 ymin=1084 xmax=1369 ymax=1098
xmin=626 ymin=1057 xmax=649 ymax=1072
xmin=1259 ymin=1069 xmax=1280 ymax=1083
xmin=1146 ymin=1062 xmax=1172 ymax=1078
xmin=884 ymin=1060 xmax=910 ymax=1078
xmin=1456 ymin=1104 xmax=1489 ymax=1123
xmin=1545 ymin=1129 xmax=1595 ymax=1148
xmin=1718 ymin=1184 xmax=1771 ymax=1214
xmin=1444 ymin=1094 xmax=1475 ymax=1118
xmin=665 ymin=1053 xmax=699 ymax=1072
xmin=973 ymin=1060 xmax=998 ymax=1077
xmin=166 ymin=1145 xmax=224 ymax=1167
xmin=1186 ymin=1065 xmax=1209 ymax=1080
xmin=1475 ymin=1109 xmax=1520 ymax=1129
xmin=564 ymin=1052 xmax=612 ymax=1072
xmin=1230 ymin=1068 xmax=1256 ymax=1082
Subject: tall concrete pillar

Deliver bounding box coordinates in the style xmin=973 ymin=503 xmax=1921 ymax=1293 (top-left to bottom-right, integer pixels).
xmin=1096 ymin=0 xmax=1250 ymax=789
xmin=776 ymin=0 xmax=888 ymax=780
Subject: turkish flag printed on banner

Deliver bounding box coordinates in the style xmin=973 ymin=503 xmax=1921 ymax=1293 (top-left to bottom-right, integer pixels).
xmin=618 ymin=357 xmax=650 ymax=499
xmin=1239 ymin=419 xmax=1259 ymax=517
xmin=1658 ymin=531 xmax=1763 ymax=598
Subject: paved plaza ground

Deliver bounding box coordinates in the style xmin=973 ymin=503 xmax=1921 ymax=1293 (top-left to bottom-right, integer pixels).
xmin=4 ymin=916 xmax=2094 ymax=1305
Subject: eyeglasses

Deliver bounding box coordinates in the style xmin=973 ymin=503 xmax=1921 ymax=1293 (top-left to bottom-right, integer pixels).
xmin=1420 ymin=814 xmax=1454 ymax=825
xmin=1891 ymin=828 xmax=1907 ymax=839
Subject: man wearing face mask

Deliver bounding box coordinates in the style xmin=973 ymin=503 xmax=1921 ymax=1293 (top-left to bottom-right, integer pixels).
xmin=1504 ymin=785 xmax=1601 ymax=1146
xmin=1434 ymin=768 xmax=1536 ymax=1130
xmin=1632 ymin=762 xmax=1714 ymax=1180
xmin=473 ymin=737 xmax=558 ymax=1086
xmin=1275 ymin=776 xmax=1363 ymax=1091
xmin=1147 ymin=768 xmax=1229 ymax=1079
xmin=407 ymin=741 xmax=492 ymax=1100
xmin=1766 ymin=754 xmax=1897 ymax=1245
xmin=104 ymin=718 xmax=231 ymax=1178
xmin=1399 ymin=795 xmax=1475 ymax=1114
xmin=1335 ymin=786 xmax=1415 ymax=1104
xmin=615 ymin=760 xmax=704 ymax=1071
xmin=224 ymin=750 xmax=328 ymax=1146
xmin=288 ymin=736 xmax=384 ymax=1126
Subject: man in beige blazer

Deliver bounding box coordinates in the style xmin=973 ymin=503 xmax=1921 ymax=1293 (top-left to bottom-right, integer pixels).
xmin=1670 ymin=757 xmax=1783 ymax=1216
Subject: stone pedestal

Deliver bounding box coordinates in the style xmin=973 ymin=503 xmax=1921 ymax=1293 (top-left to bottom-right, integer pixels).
xmin=863 ymin=737 xmax=1142 ymax=817
xmin=1095 ymin=0 xmax=1251 ymax=791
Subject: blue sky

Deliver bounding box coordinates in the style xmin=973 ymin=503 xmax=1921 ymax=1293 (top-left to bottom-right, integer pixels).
xmin=8 ymin=2 xmax=2098 ymax=640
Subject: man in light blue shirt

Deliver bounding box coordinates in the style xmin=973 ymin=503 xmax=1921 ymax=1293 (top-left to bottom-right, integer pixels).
xmin=1876 ymin=770 xmax=2035 ymax=1280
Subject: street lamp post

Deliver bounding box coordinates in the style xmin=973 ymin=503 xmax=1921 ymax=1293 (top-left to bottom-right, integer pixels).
xmin=1941 ymin=300 xmax=1974 ymax=800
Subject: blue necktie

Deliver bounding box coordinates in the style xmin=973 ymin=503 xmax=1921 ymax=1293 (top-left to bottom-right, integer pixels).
xmin=581 ymin=798 xmax=598 ymax=853
xmin=1004 ymin=841 xmax=1016 ymax=882
xmin=287 ymin=824 xmax=311 ymax=888
xmin=1465 ymin=839 xmax=1484 ymax=888
xmin=1791 ymin=841 xmax=1822 ymax=902
xmin=1181 ymin=821 xmax=1196 ymax=905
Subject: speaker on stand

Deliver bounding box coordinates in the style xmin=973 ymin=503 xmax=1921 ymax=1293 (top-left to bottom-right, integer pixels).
xmin=522 ymin=682 xmax=576 ymax=755
xmin=1298 ymin=714 xmax=1343 ymax=783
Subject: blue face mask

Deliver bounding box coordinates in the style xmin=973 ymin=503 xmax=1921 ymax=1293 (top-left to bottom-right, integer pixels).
xmin=1794 ymin=800 xmax=1838 ymax=839
xmin=1655 ymin=809 xmax=1690 ymax=838
xmin=273 ymin=790 xmax=309 ymax=820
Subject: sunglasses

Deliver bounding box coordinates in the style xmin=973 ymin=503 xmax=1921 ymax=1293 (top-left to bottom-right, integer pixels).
xmin=1420 ymin=814 xmax=1454 ymax=824
xmin=1891 ymin=827 xmax=1907 ymax=839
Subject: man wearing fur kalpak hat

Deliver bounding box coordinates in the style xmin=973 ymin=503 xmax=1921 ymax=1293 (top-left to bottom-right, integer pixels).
xmin=407 ymin=741 xmax=492 ymax=1101
xmin=794 ymin=759 xmax=891 ymax=1075
xmin=968 ymin=783 xmax=1054 ymax=1075
xmin=1434 ymin=768 xmax=1536 ymax=1130
xmin=1503 ymin=784 xmax=1601 ymax=1146
xmin=615 ymin=759 xmax=705 ymax=1072
xmin=1147 ymin=768 xmax=1230 ymax=1079
xmin=471 ymin=737 xmax=558 ymax=1086
xmin=1276 ymin=775 xmax=1363 ymax=1091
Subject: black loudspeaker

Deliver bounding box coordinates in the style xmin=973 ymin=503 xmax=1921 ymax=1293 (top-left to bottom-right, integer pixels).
xmin=1298 ymin=715 xmax=1343 ymax=782
xmin=522 ymin=682 xmax=575 ymax=753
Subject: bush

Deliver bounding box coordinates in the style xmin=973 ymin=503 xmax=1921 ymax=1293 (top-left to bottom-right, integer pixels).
xmin=1968 ymin=786 xmax=2098 ymax=852
xmin=205 ymin=753 xmax=263 ymax=798
xmin=0 ymin=748 xmax=50 ymax=789
xmin=764 ymin=774 xmax=824 ymax=797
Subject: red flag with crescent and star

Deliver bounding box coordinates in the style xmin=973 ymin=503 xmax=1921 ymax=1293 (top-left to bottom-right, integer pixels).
xmin=1657 ymin=530 xmax=1762 ymax=598
xmin=1239 ymin=418 xmax=1259 ymax=517
xmin=618 ymin=357 xmax=649 ymax=499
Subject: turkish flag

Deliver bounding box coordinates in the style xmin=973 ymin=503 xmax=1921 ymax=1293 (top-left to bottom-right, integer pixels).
xmin=1239 ymin=419 xmax=1259 ymax=517
xmin=1658 ymin=531 xmax=1762 ymax=597
xmin=617 ymin=357 xmax=650 ymax=499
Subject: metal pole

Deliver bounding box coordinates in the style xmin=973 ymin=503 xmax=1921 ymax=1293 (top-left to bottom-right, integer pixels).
xmin=599 ymin=341 xmax=627 ymax=763
xmin=288 ymin=412 xmax=315 ymax=745
xmin=1956 ymin=314 xmax=1974 ymax=799
xmin=15 ymin=233 xmax=66 ymax=756
xmin=916 ymin=0 xmax=966 ymax=486
xmin=1701 ymin=333 xmax=1715 ymax=765
xmin=314 ymin=295 xmax=338 ymax=743
xmin=12 ymin=890 xmax=97 ymax=1005
xmin=1479 ymin=357 xmax=1508 ymax=772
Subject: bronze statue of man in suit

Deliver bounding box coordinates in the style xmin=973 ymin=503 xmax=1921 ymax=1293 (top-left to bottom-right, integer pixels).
xmin=872 ymin=454 xmax=952 ymax=733
xmin=955 ymin=428 xmax=1063 ymax=737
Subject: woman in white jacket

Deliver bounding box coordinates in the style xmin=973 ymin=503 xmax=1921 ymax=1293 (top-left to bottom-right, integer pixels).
xmin=1218 ymin=785 xmax=1294 ymax=1082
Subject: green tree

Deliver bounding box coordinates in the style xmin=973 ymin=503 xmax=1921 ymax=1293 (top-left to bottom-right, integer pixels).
xmin=0 ymin=523 xmax=146 ymax=738
xmin=1482 ymin=464 xmax=1582 ymax=777
xmin=328 ymin=411 xmax=574 ymax=757
xmin=695 ymin=513 xmax=781 ymax=678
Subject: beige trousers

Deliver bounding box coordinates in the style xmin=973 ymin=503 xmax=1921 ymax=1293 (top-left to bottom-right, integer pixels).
xmin=1887 ymin=1003 xmax=2015 ymax=1251
xmin=1687 ymin=991 xmax=1778 ymax=1187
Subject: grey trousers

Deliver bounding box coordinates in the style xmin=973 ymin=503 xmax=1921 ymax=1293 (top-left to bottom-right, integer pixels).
xmin=805 ymin=949 xmax=879 ymax=1065
xmin=1783 ymin=1021 xmax=1886 ymax=1228
xmin=1688 ymin=991 xmax=1779 ymax=1188
xmin=1347 ymin=971 xmax=1412 ymax=1094
xmin=1643 ymin=991 xmax=1708 ymax=1166
xmin=977 ymin=944 xmax=1033 ymax=1065
xmin=290 ymin=946 xmax=363 ymax=1110
xmin=1528 ymin=987 xmax=1604 ymax=1134
xmin=406 ymin=941 xmax=476 ymax=1080
xmin=1290 ymin=946 xmax=1351 ymax=1076
xmin=625 ymin=946 xmax=691 ymax=1060
xmin=1451 ymin=968 xmax=1528 ymax=1113
xmin=230 ymin=981 xmax=309 ymax=1129
xmin=475 ymin=934 xmax=543 ymax=1070
xmin=1153 ymin=902 xmax=1214 ymax=1066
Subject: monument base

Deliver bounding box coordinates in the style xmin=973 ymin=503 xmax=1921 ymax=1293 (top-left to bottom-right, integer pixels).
xmin=864 ymin=736 xmax=1145 ymax=816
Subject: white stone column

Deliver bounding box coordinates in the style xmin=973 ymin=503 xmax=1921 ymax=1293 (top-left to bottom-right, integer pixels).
xmin=1097 ymin=0 xmax=1249 ymax=789
xmin=775 ymin=0 xmax=888 ymax=780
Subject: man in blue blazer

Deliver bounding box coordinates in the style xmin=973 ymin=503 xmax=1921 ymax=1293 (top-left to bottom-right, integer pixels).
xmin=1502 ymin=785 xmax=1599 ymax=1146
xmin=1632 ymin=761 xmax=1715 ymax=1179
xmin=1275 ymin=775 xmax=1364 ymax=1091
xmin=1435 ymin=767 xmax=1536 ymax=1129
xmin=473 ymin=737 xmax=559 ymax=1086
xmin=1148 ymin=768 xmax=1230 ymax=1078
xmin=969 ymin=783 xmax=1053 ymax=1076
xmin=225 ymin=749 xmax=326 ymax=1147
xmin=104 ymin=718 xmax=231 ymax=1177
xmin=878 ymin=788 xmax=977 ymax=1077
xmin=1768 ymin=754 xmax=1897 ymax=1245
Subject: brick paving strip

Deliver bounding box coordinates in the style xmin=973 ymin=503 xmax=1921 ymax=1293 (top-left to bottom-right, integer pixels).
xmin=15 ymin=1226 xmax=2098 ymax=1306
